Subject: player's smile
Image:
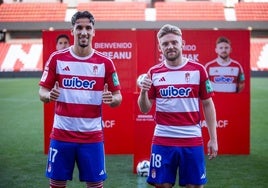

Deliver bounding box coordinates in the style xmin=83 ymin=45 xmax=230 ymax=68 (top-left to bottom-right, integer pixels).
xmin=167 ymin=50 xmax=176 ymax=55
xmin=73 ymin=18 xmax=95 ymax=48
xmin=79 ymin=35 xmax=89 ymax=43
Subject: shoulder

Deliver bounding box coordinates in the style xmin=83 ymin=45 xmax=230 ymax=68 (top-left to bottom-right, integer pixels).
xmin=149 ymin=62 xmax=165 ymax=73
xmin=230 ymin=59 xmax=243 ymax=67
xmin=187 ymin=59 xmax=206 ymax=71
xmin=45 ymin=49 xmax=70 ymax=67
xmin=204 ymin=59 xmax=217 ymax=68
xmin=94 ymin=49 xmax=113 ymax=63
xmin=185 ymin=60 xmax=209 ymax=78
xmin=50 ymin=47 xmax=70 ymax=59
xmin=93 ymin=50 xmax=117 ymax=71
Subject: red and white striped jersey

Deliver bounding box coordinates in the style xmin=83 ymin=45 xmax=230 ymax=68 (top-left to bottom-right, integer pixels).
xmin=205 ymin=58 xmax=245 ymax=93
xmin=39 ymin=46 xmax=121 ymax=143
xmin=147 ymin=58 xmax=214 ymax=147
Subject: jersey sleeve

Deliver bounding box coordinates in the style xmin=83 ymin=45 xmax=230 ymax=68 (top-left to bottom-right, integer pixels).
xmin=39 ymin=53 xmax=57 ymax=90
xmin=199 ymin=64 xmax=214 ymax=100
xmin=104 ymin=59 xmax=121 ymax=92
xmin=147 ymin=69 xmax=156 ymax=100
xmin=238 ymin=62 xmax=245 ymax=82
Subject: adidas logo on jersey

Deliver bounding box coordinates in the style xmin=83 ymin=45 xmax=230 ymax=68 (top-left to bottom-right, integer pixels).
xmin=62 ymin=66 xmax=70 ymax=71
xmin=159 ymin=77 xmax=166 ymax=82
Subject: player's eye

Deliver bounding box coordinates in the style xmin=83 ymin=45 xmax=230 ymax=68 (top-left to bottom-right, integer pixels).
xmin=86 ymin=26 xmax=91 ymax=30
xmin=172 ymin=41 xmax=178 ymax=45
xmin=162 ymin=42 xmax=168 ymax=47
xmin=76 ymin=25 xmax=83 ymax=30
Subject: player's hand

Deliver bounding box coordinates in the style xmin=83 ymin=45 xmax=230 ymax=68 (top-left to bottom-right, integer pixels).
xmin=207 ymin=139 xmax=218 ymax=160
xmin=49 ymin=81 xmax=60 ymax=101
xmin=137 ymin=74 xmax=152 ymax=92
xmin=102 ymin=83 xmax=113 ymax=104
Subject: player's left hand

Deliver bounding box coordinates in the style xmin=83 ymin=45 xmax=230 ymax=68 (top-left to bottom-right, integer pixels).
xmin=207 ymin=139 xmax=218 ymax=160
xmin=102 ymin=83 xmax=113 ymax=104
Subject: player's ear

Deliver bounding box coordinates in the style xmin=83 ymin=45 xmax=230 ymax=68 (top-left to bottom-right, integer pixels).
xmin=92 ymin=28 xmax=95 ymax=37
xmin=182 ymin=40 xmax=185 ymax=49
xmin=157 ymin=44 xmax=160 ymax=51
xmin=71 ymin=28 xmax=74 ymax=36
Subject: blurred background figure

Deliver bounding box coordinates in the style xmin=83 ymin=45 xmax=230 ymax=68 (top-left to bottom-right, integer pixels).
xmin=56 ymin=34 xmax=70 ymax=50
xmin=205 ymin=36 xmax=245 ymax=93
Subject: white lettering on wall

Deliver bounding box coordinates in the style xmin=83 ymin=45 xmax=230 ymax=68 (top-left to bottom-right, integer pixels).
xmin=94 ymin=42 xmax=132 ymax=49
xmin=103 ymin=120 xmax=116 ymax=128
xmin=94 ymin=42 xmax=133 ymax=60
xmin=201 ymin=120 xmax=229 ymax=128
xmin=102 ymin=51 xmax=132 ymax=60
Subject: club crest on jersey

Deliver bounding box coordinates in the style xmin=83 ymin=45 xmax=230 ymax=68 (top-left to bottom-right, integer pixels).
xmin=47 ymin=162 xmax=51 ymax=173
xmin=63 ymin=77 xmax=96 ymax=89
xmin=93 ymin=65 xmax=98 ymax=75
xmin=185 ymin=72 xmax=190 ymax=83
xmin=151 ymin=168 xmax=156 ymax=179
xmin=160 ymin=86 xmax=191 ymax=98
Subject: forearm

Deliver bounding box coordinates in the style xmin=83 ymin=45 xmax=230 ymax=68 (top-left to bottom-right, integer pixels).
xmin=237 ymin=82 xmax=245 ymax=93
xmin=109 ymin=92 xmax=122 ymax=107
xmin=39 ymin=87 xmax=50 ymax=103
xmin=138 ymin=90 xmax=152 ymax=114
xmin=203 ymin=99 xmax=217 ymax=140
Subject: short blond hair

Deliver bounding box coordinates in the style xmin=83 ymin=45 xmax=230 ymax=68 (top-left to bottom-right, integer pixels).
xmin=157 ymin=24 xmax=182 ymax=39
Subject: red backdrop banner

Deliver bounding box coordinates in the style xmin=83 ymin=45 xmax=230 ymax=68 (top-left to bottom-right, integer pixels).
xmin=42 ymin=29 xmax=250 ymax=174
xmin=134 ymin=29 xmax=250 ymax=172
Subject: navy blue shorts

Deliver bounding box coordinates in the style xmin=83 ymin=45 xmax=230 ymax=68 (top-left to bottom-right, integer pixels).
xmin=46 ymin=139 xmax=107 ymax=182
xmin=147 ymin=144 xmax=207 ymax=186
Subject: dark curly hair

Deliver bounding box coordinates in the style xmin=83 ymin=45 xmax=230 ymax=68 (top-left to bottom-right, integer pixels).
xmin=71 ymin=11 xmax=95 ymax=26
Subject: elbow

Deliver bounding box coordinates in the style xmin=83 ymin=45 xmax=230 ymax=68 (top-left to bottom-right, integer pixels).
xmin=137 ymin=100 xmax=151 ymax=114
xmin=38 ymin=91 xmax=44 ymax=102
xmin=39 ymin=95 xmax=49 ymax=103
xmin=38 ymin=88 xmax=49 ymax=103
xmin=139 ymin=106 xmax=150 ymax=114
xmin=110 ymin=95 xmax=122 ymax=108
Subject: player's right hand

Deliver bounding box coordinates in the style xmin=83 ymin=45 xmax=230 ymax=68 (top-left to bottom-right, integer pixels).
xmin=137 ymin=74 xmax=152 ymax=91
xmin=49 ymin=81 xmax=60 ymax=101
